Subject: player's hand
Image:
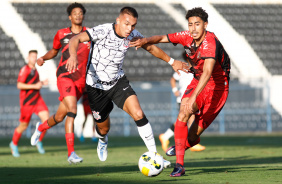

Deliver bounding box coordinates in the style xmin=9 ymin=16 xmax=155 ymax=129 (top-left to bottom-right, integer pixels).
xmin=35 ymin=81 xmax=43 ymax=90
xmin=37 ymin=57 xmax=45 ymax=66
xmin=182 ymin=96 xmax=196 ymax=114
xmin=66 ymin=55 xmax=78 ymax=73
xmin=41 ymin=79 xmax=48 ymax=86
xmin=129 ymin=37 xmax=147 ymax=50
xmin=172 ymin=60 xmax=190 ymax=75
xmin=174 ymin=91 xmax=180 ymax=97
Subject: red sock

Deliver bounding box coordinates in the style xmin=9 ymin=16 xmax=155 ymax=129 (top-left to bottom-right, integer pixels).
xmin=174 ymin=119 xmax=188 ymax=166
xmin=12 ymin=129 xmax=22 ymax=145
xmin=185 ymin=137 xmax=200 ymax=150
xmin=38 ymin=120 xmax=51 ymax=132
xmin=39 ymin=130 xmax=47 ymax=142
xmin=65 ymin=133 xmax=75 ymax=157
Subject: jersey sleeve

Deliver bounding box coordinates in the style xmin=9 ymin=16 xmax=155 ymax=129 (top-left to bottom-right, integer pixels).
xmin=17 ymin=66 xmax=28 ymax=83
xmin=201 ymin=36 xmax=216 ymax=59
xmin=86 ymin=24 xmax=110 ymax=42
xmin=167 ymin=31 xmax=193 ymax=46
xmin=133 ymin=30 xmax=144 ymax=38
xmin=53 ymin=30 xmax=62 ymax=50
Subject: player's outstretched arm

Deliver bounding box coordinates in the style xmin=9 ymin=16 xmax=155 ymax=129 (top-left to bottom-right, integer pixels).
xmin=37 ymin=48 xmax=59 ymax=66
xmin=142 ymin=44 xmax=190 ymax=75
xmin=67 ymin=32 xmax=90 ymax=73
xmin=129 ymin=35 xmax=169 ymax=50
xmin=17 ymin=81 xmax=42 ymax=90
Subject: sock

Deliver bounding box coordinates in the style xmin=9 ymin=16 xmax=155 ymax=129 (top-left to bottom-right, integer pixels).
xmin=12 ymin=129 xmax=22 ymax=145
xmin=65 ymin=133 xmax=75 ymax=157
xmin=162 ymin=127 xmax=174 ymax=140
xmin=39 ymin=130 xmax=47 ymax=142
xmin=137 ymin=122 xmax=157 ymax=153
xmin=185 ymin=137 xmax=200 ymax=150
xmin=94 ymin=126 xmax=108 ymax=143
xmin=38 ymin=120 xmax=51 ymax=132
xmin=174 ymin=119 xmax=188 ymax=166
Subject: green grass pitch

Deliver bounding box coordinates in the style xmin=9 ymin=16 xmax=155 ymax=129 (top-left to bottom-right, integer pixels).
xmin=1 ymin=135 xmax=282 ymax=184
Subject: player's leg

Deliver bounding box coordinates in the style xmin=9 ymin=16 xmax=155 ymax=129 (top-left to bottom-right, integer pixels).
xmin=86 ymin=84 xmax=113 ymax=161
xmin=95 ymin=117 xmax=110 ymax=161
xmin=187 ymin=115 xmax=206 ymax=152
xmin=31 ymin=101 xmax=67 ymax=146
xmin=123 ymin=95 xmax=157 ymax=153
xmin=36 ymin=110 xmax=49 ymax=154
xmin=10 ymin=122 xmax=29 ymax=157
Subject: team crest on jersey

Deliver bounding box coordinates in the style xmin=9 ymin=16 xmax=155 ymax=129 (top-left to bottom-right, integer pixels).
xmin=92 ymin=111 xmax=101 ymax=120
xmin=123 ymin=37 xmax=130 ymax=48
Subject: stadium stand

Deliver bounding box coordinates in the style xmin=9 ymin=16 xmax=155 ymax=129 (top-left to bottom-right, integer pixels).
xmin=0 ymin=27 xmax=25 ymax=85
xmin=12 ymin=3 xmax=184 ymax=81
xmin=213 ymin=4 xmax=282 ymax=75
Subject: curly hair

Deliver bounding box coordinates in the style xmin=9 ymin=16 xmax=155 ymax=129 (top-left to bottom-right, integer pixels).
xmin=120 ymin=7 xmax=138 ymax=18
xmin=67 ymin=2 xmax=86 ymax=16
xmin=185 ymin=7 xmax=208 ymax=22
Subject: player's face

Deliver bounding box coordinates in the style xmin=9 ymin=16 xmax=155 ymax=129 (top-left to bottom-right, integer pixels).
xmin=69 ymin=7 xmax=84 ymax=25
xmin=188 ymin=16 xmax=207 ymax=43
xmin=28 ymin=52 xmax=37 ymax=66
xmin=116 ymin=13 xmax=137 ymax=37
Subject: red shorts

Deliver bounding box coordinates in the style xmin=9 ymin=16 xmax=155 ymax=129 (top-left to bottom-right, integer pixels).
xmin=182 ymin=85 xmax=229 ymax=129
xmin=57 ymin=78 xmax=84 ymax=101
xmin=19 ymin=95 xmax=48 ymax=123
xmin=83 ymin=101 xmax=92 ymax=116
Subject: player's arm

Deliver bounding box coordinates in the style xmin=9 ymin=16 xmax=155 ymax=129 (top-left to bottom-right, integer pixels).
xmin=129 ymin=35 xmax=169 ymax=49
xmin=183 ymin=58 xmax=216 ymax=114
xmin=170 ymin=76 xmax=180 ymax=97
xmin=142 ymin=44 xmax=189 ymax=75
xmin=17 ymin=81 xmax=42 ymax=90
xmin=37 ymin=48 xmax=60 ymax=66
xmin=66 ymin=32 xmax=90 ymax=73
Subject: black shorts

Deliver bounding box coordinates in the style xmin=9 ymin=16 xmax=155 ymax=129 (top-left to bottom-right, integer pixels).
xmin=86 ymin=75 xmax=136 ymax=123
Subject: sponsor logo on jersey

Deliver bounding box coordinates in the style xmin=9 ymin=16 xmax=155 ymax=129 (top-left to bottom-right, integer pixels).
xmin=63 ymin=38 xmax=69 ymax=44
xmin=176 ymin=30 xmax=190 ymax=36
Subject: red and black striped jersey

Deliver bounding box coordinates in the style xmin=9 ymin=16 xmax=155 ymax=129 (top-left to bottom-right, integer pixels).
xmin=17 ymin=65 xmax=40 ymax=106
xmin=168 ymin=31 xmax=230 ymax=90
xmin=53 ymin=27 xmax=90 ymax=87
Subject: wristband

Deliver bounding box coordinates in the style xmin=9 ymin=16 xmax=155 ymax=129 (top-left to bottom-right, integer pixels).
xmin=168 ymin=58 xmax=175 ymax=65
xmin=172 ymin=87 xmax=178 ymax=93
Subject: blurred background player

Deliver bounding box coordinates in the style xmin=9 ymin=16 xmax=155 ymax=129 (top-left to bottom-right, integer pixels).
xmin=30 ymin=2 xmax=90 ymax=164
xmin=79 ymin=90 xmax=98 ymax=143
xmin=66 ymin=6 xmax=189 ymax=166
xmin=159 ymin=52 xmax=205 ymax=152
xmin=10 ymin=50 xmax=49 ymax=157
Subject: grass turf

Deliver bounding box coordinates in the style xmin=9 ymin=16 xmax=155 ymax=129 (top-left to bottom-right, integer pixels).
xmin=1 ymin=135 xmax=282 ymax=184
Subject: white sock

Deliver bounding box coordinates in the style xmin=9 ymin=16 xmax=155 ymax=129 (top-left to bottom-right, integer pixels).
xmin=95 ymin=129 xmax=108 ymax=143
xmin=163 ymin=128 xmax=174 ymax=140
xmin=137 ymin=122 xmax=157 ymax=153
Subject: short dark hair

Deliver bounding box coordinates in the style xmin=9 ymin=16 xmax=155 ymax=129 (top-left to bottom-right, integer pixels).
xmin=186 ymin=7 xmax=208 ymax=22
xmin=120 ymin=7 xmax=138 ymax=18
xmin=29 ymin=50 xmax=37 ymax=54
xmin=67 ymin=2 xmax=86 ymax=16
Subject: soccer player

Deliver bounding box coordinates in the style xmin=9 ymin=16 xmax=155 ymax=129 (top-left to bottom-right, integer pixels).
xmin=30 ymin=2 xmax=90 ymax=164
xmin=9 ymin=50 xmax=49 ymax=157
xmin=130 ymin=7 xmax=230 ymax=177
xmin=159 ymin=52 xmax=205 ymax=152
xmin=66 ymin=7 xmax=189 ymax=167
xmin=79 ymin=90 xmax=98 ymax=143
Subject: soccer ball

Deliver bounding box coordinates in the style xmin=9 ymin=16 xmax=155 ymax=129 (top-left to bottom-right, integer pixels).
xmin=138 ymin=151 xmax=164 ymax=177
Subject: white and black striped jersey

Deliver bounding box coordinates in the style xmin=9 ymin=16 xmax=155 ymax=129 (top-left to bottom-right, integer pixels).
xmin=86 ymin=23 xmax=144 ymax=90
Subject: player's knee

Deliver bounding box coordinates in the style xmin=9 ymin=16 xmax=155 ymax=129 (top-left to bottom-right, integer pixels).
xmin=99 ymin=126 xmax=110 ymax=135
xmin=177 ymin=110 xmax=189 ymax=122
xmin=132 ymin=109 xmax=144 ymax=121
